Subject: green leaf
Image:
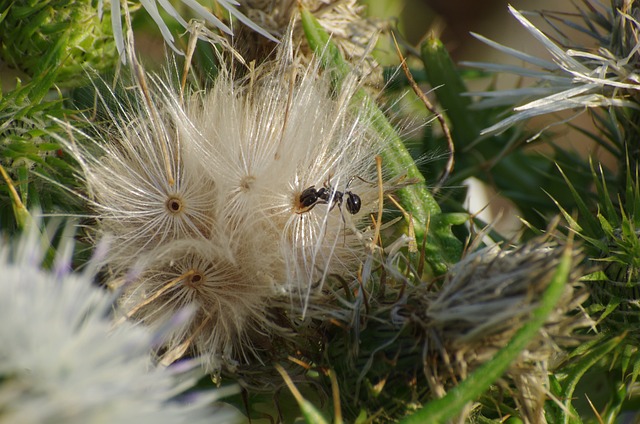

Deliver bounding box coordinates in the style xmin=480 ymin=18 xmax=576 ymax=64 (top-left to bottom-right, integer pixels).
xmin=420 ymin=37 xmax=481 ymax=145
xmin=554 ymin=334 xmax=626 ymax=424
xmin=276 ymin=364 xmax=330 ymax=424
xmin=556 ymin=164 xmax=602 ymax=239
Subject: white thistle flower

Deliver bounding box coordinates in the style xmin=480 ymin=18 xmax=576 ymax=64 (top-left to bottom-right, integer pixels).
xmin=463 ymin=4 xmax=640 ymax=137
xmin=0 ymin=222 xmax=238 ymax=424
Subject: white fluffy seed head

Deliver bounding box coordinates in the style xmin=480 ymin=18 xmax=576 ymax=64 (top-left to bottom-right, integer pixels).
xmin=65 ymin=35 xmax=392 ymax=371
xmin=182 ymin=53 xmax=384 ymax=301
xmin=66 ymin=78 xmax=217 ymax=271
xmin=117 ymin=238 xmax=281 ymax=371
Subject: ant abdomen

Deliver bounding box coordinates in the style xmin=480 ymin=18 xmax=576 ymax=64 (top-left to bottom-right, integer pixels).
xmin=345 ymin=192 xmax=361 ymax=214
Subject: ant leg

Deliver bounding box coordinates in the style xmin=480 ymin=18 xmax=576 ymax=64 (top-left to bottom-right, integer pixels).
xmin=346 ymin=175 xmax=377 ymax=188
xmin=336 ymin=201 xmax=348 ymax=245
xmin=327 ymin=190 xmax=342 ymax=212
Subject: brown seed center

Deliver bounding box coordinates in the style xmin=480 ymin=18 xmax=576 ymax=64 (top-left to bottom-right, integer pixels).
xmin=240 ymin=175 xmax=256 ymax=192
xmin=166 ymin=196 xmax=183 ymax=214
xmin=184 ymin=271 xmax=204 ymax=288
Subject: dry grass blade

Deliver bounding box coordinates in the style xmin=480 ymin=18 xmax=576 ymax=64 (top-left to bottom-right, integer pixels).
xmin=391 ymin=32 xmax=454 ymax=192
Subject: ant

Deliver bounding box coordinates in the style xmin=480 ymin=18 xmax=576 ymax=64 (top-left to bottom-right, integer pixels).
xmin=297 ymin=177 xmax=361 ymax=215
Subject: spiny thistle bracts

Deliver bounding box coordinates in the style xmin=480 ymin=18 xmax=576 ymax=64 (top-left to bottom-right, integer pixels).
xmin=464 ymin=2 xmax=640 ymax=138
xmin=0 ymin=0 xmax=121 ymax=87
xmin=107 ymin=0 xmax=277 ymax=61
xmin=322 ymin=232 xmax=592 ymax=423
xmin=423 ymin=237 xmax=591 ymax=423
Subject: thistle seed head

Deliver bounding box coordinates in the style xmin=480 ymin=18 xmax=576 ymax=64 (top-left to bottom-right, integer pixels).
xmin=63 ymin=36 xmax=392 ymax=372
xmin=65 ymin=78 xmax=217 ymax=271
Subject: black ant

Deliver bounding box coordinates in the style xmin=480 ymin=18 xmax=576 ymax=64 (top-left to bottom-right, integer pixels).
xmin=297 ymin=177 xmax=361 ymax=215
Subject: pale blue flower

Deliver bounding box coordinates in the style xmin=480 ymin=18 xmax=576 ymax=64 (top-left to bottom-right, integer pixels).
xmin=103 ymin=0 xmax=277 ymax=61
xmin=0 ymin=221 xmax=238 ymax=424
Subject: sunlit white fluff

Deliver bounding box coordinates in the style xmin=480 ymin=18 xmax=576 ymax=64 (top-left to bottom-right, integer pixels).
xmin=182 ymin=50 xmax=384 ymax=304
xmin=116 ymin=238 xmax=283 ymax=371
xmin=0 ymin=222 xmax=238 ymax=424
xmin=65 ymin=34 xmax=389 ymax=371
xmin=64 ymin=77 xmax=217 ymax=272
